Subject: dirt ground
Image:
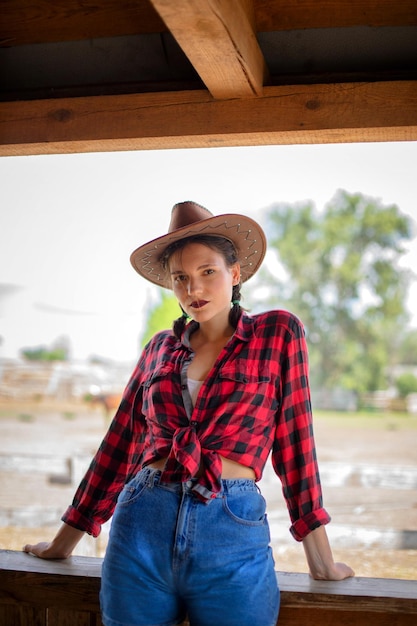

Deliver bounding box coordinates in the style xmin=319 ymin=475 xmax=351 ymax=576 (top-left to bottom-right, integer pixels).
xmin=0 ymin=400 xmax=416 ymax=580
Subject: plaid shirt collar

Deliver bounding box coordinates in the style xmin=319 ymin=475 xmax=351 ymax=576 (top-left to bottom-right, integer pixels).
xmin=181 ymin=312 xmax=256 ymax=349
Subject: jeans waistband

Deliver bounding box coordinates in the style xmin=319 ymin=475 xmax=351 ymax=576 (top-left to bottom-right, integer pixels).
xmin=138 ymin=466 xmax=258 ymax=497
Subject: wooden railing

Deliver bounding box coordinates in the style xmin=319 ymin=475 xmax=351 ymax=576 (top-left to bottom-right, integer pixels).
xmin=1 ymin=549 xmax=416 ymax=625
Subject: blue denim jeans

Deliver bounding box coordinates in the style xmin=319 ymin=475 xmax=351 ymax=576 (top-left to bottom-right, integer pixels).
xmin=100 ymin=467 xmax=280 ymax=626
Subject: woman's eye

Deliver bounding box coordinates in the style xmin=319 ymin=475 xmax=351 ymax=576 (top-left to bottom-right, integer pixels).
xmin=204 ymin=268 xmax=214 ymax=275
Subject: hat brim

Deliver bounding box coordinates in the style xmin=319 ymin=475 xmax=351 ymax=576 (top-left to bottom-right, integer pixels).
xmin=130 ymin=213 xmax=266 ymax=289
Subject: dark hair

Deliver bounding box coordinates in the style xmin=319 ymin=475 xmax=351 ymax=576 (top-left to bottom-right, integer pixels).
xmin=160 ymin=235 xmax=243 ymax=339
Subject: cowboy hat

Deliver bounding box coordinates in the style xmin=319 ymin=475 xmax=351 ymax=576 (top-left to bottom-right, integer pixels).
xmin=130 ymin=201 xmax=266 ymax=289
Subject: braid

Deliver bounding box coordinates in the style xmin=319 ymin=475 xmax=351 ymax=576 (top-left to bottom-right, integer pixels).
xmin=173 ymin=309 xmax=189 ymax=340
xmin=229 ymin=283 xmax=243 ymax=327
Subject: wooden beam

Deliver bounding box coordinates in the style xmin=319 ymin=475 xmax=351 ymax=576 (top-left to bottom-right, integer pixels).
xmin=255 ymin=0 xmax=417 ymax=31
xmin=0 ymin=0 xmax=165 ymax=46
xmin=1 ymin=1 xmax=416 ymax=47
xmin=1 ymin=81 xmax=416 ymax=156
xmin=1 ymin=551 xmax=417 ymax=624
xmin=149 ymin=0 xmax=266 ymax=98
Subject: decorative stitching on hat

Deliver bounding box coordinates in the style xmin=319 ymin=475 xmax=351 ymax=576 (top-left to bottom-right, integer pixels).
xmin=139 ymin=219 xmax=260 ymax=284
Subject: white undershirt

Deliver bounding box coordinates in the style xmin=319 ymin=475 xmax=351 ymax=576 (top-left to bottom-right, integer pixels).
xmin=187 ymin=378 xmax=203 ymax=406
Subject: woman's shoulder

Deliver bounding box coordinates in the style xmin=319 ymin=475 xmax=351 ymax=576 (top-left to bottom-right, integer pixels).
xmin=248 ymin=309 xmax=305 ymax=337
xmin=144 ymin=328 xmax=177 ymax=351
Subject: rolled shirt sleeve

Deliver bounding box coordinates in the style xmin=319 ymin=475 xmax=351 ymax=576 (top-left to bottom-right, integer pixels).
xmin=271 ymin=315 xmax=331 ymax=541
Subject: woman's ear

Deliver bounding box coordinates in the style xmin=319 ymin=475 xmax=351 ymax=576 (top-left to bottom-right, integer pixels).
xmin=232 ymin=263 xmax=241 ymax=286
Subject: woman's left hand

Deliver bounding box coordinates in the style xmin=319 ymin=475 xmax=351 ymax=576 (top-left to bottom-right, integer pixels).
xmin=302 ymin=526 xmax=355 ymax=580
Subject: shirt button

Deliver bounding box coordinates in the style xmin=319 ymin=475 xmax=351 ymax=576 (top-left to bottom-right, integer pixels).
xmin=181 ymin=384 xmax=187 ymax=390
xmin=190 ymin=421 xmax=197 ymax=427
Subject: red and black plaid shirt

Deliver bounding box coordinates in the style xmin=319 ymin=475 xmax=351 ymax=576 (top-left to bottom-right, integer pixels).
xmin=62 ymin=310 xmax=330 ymax=541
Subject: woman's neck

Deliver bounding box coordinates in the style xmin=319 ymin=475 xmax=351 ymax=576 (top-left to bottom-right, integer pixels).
xmin=192 ymin=319 xmax=234 ymax=346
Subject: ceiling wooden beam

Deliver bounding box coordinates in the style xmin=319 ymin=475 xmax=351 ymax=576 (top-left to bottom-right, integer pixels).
xmin=255 ymin=0 xmax=417 ymax=31
xmin=149 ymin=0 xmax=266 ymax=98
xmin=0 ymin=0 xmax=165 ymax=46
xmin=1 ymin=81 xmax=416 ymax=156
xmin=3 ymin=1 xmax=415 ymax=48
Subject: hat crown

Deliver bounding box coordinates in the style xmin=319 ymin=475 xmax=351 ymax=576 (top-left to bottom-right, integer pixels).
xmin=168 ymin=201 xmax=214 ymax=233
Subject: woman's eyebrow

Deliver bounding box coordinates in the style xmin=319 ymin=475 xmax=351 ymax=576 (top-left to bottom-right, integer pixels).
xmin=170 ymin=262 xmax=219 ymax=274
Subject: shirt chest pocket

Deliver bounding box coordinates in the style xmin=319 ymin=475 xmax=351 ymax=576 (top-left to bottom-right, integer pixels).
xmin=218 ymin=361 xmax=271 ymax=385
xmin=216 ymin=361 xmax=278 ymax=410
xmin=141 ymin=363 xmax=179 ymax=413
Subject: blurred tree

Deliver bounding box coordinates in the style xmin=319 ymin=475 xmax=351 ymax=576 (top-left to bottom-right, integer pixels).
xmin=397 ymin=329 xmax=417 ymax=365
xmin=255 ymin=190 xmax=414 ymax=394
xmin=21 ymin=336 xmax=70 ymax=362
xmin=140 ymin=291 xmax=182 ymax=348
xmin=395 ymin=373 xmax=417 ymax=398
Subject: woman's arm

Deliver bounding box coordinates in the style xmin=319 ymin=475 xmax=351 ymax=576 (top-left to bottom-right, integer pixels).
xmin=23 ymin=522 xmax=85 ymax=559
xmin=302 ymin=525 xmax=355 ymax=580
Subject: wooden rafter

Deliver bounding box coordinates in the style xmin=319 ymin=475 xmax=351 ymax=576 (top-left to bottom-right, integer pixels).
xmin=255 ymin=0 xmax=417 ymax=30
xmin=1 ymin=81 xmax=416 ymax=156
xmin=149 ymin=0 xmax=267 ymax=98
xmin=1 ymin=1 xmax=416 ymax=155
xmin=1 ymin=1 xmax=416 ymax=46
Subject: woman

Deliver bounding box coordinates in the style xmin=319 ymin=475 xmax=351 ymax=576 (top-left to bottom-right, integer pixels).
xmin=24 ymin=201 xmax=354 ymax=626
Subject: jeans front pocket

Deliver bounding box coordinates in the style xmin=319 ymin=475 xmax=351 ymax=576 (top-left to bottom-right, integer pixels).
xmin=222 ymin=489 xmax=267 ymax=526
xmin=117 ymin=473 xmax=148 ymax=507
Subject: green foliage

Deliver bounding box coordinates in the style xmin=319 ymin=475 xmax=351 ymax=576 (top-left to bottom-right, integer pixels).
xmin=62 ymin=411 xmax=76 ymax=420
xmin=17 ymin=413 xmax=34 ymax=422
xmin=256 ymin=190 xmax=414 ymax=394
xmin=397 ymin=329 xmax=417 ymax=365
xmin=20 ymin=336 xmax=70 ymax=362
xmin=21 ymin=346 xmax=68 ymax=362
xmin=395 ymin=373 xmax=417 ymax=398
xmin=140 ymin=292 xmax=182 ymax=348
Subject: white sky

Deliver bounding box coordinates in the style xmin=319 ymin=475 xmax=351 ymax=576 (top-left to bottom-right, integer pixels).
xmin=1 ymin=142 xmax=416 ymax=362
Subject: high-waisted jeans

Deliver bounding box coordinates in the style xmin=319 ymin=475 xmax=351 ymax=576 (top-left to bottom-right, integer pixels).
xmin=100 ymin=467 xmax=280 ymax=626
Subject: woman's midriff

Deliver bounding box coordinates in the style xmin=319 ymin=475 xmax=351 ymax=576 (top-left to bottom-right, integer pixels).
xmin=147 ymin=456 xmax=256 ymax=480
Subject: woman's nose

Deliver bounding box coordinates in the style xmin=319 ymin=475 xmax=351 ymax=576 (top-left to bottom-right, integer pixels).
xmin=187 ymin=276 xmax=201 ymax=296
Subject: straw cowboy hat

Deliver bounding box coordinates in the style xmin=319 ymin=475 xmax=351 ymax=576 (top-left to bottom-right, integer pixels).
xmin=130 ymin=201 xmax=267 ymax=289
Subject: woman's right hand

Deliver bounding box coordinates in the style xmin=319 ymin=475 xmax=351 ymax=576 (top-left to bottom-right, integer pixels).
xmin=23 ymin=541 xmax=68 ymax=559
xmin=23 ymin=523 xmax=85 ymax=560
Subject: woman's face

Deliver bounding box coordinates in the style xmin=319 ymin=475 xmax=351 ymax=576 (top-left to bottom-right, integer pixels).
xmin=168 ymin=242 xmax=240 ymax=323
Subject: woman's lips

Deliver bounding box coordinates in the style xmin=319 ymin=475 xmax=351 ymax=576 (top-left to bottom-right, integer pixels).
xmin=191 ymin=300 xmax=208 ymax=309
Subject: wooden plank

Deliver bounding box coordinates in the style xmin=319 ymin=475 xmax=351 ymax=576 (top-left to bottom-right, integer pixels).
xmin=0 ymin=571 xmax=101 ymax=612
xmin=2 ymin=1 xmax=417 ymax=47
xmin=277 ymin=573 xmax=417 ymax=615
xmin=277 ymin=570 xmax=417 ymax=602
xmin=0 ymin=0 xmax=165 ymax=46
xmin=0 ymin=572 xmax=101 ymax=613
xmin=149 ymin=0 xmax=267 ymax=98
xmin=0 ymin=551 xmax=103 ymax=577
xmin=254 ymin=0 xmax=417 ymax=31
xmin=47 ymin=608 xmax=101 ymax=626
xmin=0 ymin=552 xmax=102 ymax=614
xmin=1 ymin=551 xmax=417 ymax=624
xmin=278 ymin=606 xmax=417 ymax=625
xmin=0 ymin=80 xmax=416 ymax=156
xmin=0 ymin=604 xmax=47 ymax=625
